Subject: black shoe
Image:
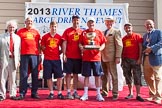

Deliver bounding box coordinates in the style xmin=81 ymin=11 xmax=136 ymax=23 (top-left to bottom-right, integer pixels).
xmin=0 ymin=96 xmax=4 ymax=101
xmin=112 ymin=95 xmax=118 ymax=100
xmin=66 ymin=92 xmax=74 ymax=100
xmin=57 ymin=93 xmax=64 ymax=100
xmin=10 ymin=96 xmax=16 ymax=100
xmin=47 ymin=93 xmax=54 ymax=100
xmin=12 ymin=95 xmax=24 ymax=100
xmin=73 ymin=92 xmax=80 ymax=99
xmin=136 ymin=96 xmax=144 ymax=102
xmin=101 ymin=92 xmax=108 ymax=97
xmin=31 ymin=94 xmax=40 ymax=99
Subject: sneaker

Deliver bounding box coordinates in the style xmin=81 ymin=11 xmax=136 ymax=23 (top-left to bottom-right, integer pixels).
xmin=66 ymin=92 xmax=74 ymax=100
xmin=80 ymin=94 xmax=88 ymax=101
xmin=12 ymin=94 xmax=25 ymax=100
xmin=112 ymin=95 xmax=118 ymax=100
xmin=146 ymin=97 xmax=154 ymax=101
xmin=125 ymin=94 xmax=133 ymax=99
xmin=47 ymin=93 xmax=54 ymax=100
xmin=73 ymin=92 xmax=80 ymax=99
xmin=155 ymin=99 xmax=161 ymax=104
xmin=96 ymin=94 xmax=105 ymax=101
xmin=154 ymin=97 xmax=161 ymax=104
xmin=57 ymin=93 xmax=64 ymax=100
xmin=136 ymin=96 xmax=144 ymax=102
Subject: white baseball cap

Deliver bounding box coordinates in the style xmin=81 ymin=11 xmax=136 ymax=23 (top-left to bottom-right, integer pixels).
xmin=87 ymin=17 xmax=95 ymax=22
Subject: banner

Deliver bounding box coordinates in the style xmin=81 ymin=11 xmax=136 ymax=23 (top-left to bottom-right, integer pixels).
xmin=25 ymin=2 xmax=129 ymax=36
xmin=25 ymin=2 xmax=128 ymax=89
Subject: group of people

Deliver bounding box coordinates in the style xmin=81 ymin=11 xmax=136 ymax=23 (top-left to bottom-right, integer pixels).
xmin=0 ymin=15 xmax=161 ymax=104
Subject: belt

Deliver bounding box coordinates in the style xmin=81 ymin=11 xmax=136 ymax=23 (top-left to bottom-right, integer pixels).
xmin=9 ymin=55 xmax=14 ymax=58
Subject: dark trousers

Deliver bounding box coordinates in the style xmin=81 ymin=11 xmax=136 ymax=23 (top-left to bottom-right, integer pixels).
xmin=19 ymin=55 xmax=39 ymax=96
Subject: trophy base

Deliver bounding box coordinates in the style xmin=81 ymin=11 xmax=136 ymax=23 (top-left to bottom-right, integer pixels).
xmin=84 ymin=45 xmax=100 ymax=49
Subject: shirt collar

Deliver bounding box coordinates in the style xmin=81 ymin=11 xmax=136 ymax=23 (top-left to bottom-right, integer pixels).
xmin=147 ymin=28 xmax=155 ymax=34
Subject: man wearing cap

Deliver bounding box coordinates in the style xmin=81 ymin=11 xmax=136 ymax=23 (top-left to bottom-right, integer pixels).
xmin=143 ymin=19 xmax=162 ymax=104
xmin=79 ymin=17 xmax=106 ymax=101
xmin=122 ymin=23 xmax=144 ymax=102
xmin=62 ymin=15 xmax=82 ymax=99
xmin=101 ymin=16 xmax=123 ymax=100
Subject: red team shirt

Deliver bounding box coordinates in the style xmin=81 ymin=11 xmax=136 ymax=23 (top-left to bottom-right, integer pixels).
xmin=79 ymin=29 xmax=106 ymax=61
xmin=62 ymin=27 xmax=83 ymax=59
xmin=122 ymin=32 xmax=143 ymax=60
xmin=17 ymin=28 xmax=40 ymax=55
xmin=41 ymin=33 xmax=62 ymax=60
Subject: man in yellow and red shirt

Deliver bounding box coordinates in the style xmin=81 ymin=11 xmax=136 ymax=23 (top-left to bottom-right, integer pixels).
xmin=62 ymin=15 xmax=82 ymax=99
xmin=122 ymin=23 xmax=144 ymax=102
xmin=13 ymin=17 xmax=41 ymax=100
xmin=79 ymin=17 xmax=106 ymax=101
xmin=41 ymin=21 xmax=64 ymax=100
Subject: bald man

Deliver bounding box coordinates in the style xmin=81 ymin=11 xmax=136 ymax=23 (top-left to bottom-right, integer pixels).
xmin=143 ymin=19 xmax=162 ymax=104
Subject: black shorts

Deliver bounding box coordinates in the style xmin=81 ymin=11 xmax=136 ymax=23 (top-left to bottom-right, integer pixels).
xmin=63 ymin=58 xmax=82 ymax=74
xmin=43 ymin=59 xmax=63 ymax=79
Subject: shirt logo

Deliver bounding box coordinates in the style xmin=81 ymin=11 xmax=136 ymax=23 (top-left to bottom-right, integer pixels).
xmin=26 ymin=32 xmax=34 ymax=40
xmin=125 ymin=40 xmax=133 ymax=47
xmin=49 ymin=38 xmax=58 ymax=48
xmin=73 ymin=33 xmax=79 ymax=41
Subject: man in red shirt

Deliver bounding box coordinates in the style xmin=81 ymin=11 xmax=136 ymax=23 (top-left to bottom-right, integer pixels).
xmin=41 ymin=21 xmax=64 ymax=100
xmin=62 ymin=15 xmax=82 ymax=99
xmin=122 ymin=23 xmax=144 ymax=102
xmin=79 ymin=17 xmax=106 ymax=101
xmin=13 ymin=17 xmax=41 ymax=100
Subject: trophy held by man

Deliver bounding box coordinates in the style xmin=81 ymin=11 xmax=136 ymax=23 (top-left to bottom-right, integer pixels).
xmin=84 ymin=32 xmax=100 ymax=49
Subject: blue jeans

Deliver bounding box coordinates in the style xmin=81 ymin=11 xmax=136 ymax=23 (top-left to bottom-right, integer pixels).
xmin=19 ymin=55 xmax=39 ymax=96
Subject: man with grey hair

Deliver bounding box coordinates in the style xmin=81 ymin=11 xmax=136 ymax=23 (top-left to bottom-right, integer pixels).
xmin=101 ymin=16 xmax=123 ymax=100
xmin=12 ymin=17 xmax=41 ymax=100
xmin=0 ymin=19 xmax=21 ymax=101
